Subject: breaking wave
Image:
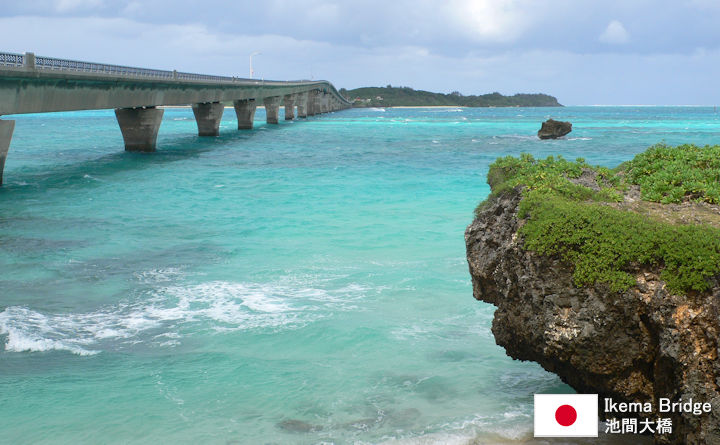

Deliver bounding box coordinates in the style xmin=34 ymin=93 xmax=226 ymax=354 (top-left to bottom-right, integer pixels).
xmin=0 ymin=280 xmax=366 ymax=355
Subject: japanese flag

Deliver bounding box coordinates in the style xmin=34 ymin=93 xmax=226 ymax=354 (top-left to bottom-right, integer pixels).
xmin=534 ymin=394 xmax=598 ymax=437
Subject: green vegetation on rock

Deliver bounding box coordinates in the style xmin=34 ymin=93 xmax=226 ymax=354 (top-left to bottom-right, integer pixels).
xmin=341 ymin=86 xmax=561 ymax=107
xmin=485 ymin=153 xmax=621 ymax=205
xmin=478 ymin=145 xmax=720 ymax=294
xmin=625 ymin=143 xmax=720 ymax=204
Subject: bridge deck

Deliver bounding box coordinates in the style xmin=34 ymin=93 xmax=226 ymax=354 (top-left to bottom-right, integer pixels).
xmin=0 ymin=51 xmax=350 ymax=115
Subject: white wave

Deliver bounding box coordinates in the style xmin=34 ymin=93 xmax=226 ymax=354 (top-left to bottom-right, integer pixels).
xmin=133 ymin=267 xmax=185 ymax=284
xmin=583 ymin=104 xmax=704 ymax=107
xmin=369 ymin=107 xmax=386 ymax=112
xmin=377 ymin=431 xmax=476 ymax=445
xmin=493 ymin=134 xmax=538 ymax=141
xmin=82 ymin=174 xmax=105 ymax=182
xmin=0 ymin=311 xmax=99 ymax=356
xmin=374 ymin=412 xmax=532 ymax=445
xmin=0 ymin=280 xmax=366 ymax=355
xmin=567 ymin=137 xmax=592 ymax=141
xmin=421 ymin=108 xmax=463 ymax=113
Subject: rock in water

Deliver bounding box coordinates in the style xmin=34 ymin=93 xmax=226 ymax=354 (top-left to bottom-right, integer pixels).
xmin=538 ymin=119 xmax=572 ymax=139
xmin=465 ymin=188 xmax=720 ymax=445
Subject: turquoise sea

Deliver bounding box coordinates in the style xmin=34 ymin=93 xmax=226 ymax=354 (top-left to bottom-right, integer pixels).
xmin=1 ymin=106 xmax=716 ymax=444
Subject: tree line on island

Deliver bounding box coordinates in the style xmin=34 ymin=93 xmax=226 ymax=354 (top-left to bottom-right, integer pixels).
xmin=340 ymin=85 xmax=562 ymax=107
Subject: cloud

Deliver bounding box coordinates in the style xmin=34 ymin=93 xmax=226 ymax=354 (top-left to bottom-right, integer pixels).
xmin=53 ymin=0 xmax=104 ymax=12
xmin=599 ymin=20 xmax=629 ymax=44
xmin=2 ymin=4 xmax=720 ymax=104
xmin=4 ymin=2 xmax=720 ymax=55
xmin=0 ymin=16 xmax=340 ymax=78
xmin=445 ymin=0 xmax=529 ymax=43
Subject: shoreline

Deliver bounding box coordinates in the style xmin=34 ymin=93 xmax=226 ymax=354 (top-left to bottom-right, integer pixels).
xmin=369 ymin=105 xmax=466 ymax=108
xmin=157 ymin=105 xmax=469 ymax=109
xmin=156 ymin=104 xmax=716 ymax=110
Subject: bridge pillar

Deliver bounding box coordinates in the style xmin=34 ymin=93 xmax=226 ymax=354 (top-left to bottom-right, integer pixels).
xmin=296 ymin=92 xmax=308 ymax=118
xmin=307 ymin=90 xmax=318 ymax=116
xmin=283 ymin=95 xmax=295 ymax=120
xmin=316 ymin=92 xmax=324 ymax=114
xmin=0 ymin=119 xmax=15 ymax=186
xmin=191 ymin=102 xmax=224 ymax=136
xmin=233 ymin=99 xmax=257 ymax=129
xmin=316 ymin=95 xmax=322 ymax=114
xmin=316 ymin=92 xmax=323 ymax=114
xmin=263 ymin=96 xmax=282 ymax=124
xmin=115 ymin=107 xmax=164 ymax=152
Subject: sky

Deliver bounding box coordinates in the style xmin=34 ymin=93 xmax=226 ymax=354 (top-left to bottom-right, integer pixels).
xmin=1 ymin=0 xmax=720 ymax=104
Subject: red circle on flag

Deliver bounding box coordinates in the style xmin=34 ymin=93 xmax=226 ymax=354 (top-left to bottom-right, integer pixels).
xmin=555 ymin=404 xmax=577 ymax=426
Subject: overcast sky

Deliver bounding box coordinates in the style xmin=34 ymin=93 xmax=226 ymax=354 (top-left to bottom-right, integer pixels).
xmin=2 ymin=0 xmax=720 ymax=104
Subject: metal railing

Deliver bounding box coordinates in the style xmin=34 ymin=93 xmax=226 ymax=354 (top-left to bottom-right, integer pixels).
xmin=0 ymin=52 xmax=24 ymax=67
xmin=0 ymin=51 xmax=242 ymax=83
xmin=35 ymin=55 xmax=178 ymax=78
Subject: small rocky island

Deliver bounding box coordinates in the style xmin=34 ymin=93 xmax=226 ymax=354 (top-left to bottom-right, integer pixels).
xmin=465 ymin=145 xmax=720 ymax=444
xmin=538 ymin=118 xmax=572 ymax=139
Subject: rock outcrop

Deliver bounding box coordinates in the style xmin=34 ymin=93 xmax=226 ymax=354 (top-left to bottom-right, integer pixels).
xmin=538 ymin=119 xmax=572 ymax=139
xmin=465 ymin=187 xmax=720 ymax=444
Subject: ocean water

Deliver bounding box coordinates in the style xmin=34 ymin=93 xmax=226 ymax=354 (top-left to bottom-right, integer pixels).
xmin=1 ymin=105 xmax=716 ymax=444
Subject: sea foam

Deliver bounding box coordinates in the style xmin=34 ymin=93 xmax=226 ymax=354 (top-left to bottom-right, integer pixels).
xmin=0 ymin=280 xmax=366 ymax=355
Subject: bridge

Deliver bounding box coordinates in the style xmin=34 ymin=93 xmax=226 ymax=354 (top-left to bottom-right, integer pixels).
xmin=0 ymin=51 xmax=352 ymax=185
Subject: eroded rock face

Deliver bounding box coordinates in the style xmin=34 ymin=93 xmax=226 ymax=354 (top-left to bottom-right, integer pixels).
xmin=465 ymin=188 xmax=720 ymax=444
xmin=538 ymin=119 xmax=572 ymax=139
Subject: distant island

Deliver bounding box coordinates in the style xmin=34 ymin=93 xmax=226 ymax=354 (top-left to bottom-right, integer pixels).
xmin=340 ymin=86 xmax=562 ymax=107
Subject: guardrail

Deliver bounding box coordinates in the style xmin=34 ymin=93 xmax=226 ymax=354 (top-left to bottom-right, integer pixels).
xmin=0 ymin=51 xmax=242 ymax=83
xmin=0 ymin=52 xmax=24 ymax=67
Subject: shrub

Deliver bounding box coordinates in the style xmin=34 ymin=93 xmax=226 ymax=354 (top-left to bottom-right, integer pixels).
xmin=476 ymin=145 xmax=720 ymax=294
xmin=625 ymin=143 xmax=720 ymax=204
xmin=519 ymin=197 xmax=720 ymax=293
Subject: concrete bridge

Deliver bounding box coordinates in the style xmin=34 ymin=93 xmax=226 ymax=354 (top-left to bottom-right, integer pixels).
xmin=0 ymin=51 xmax=352 ymax=185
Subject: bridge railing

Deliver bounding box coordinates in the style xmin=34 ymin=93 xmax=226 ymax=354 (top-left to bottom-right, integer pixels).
xmin=0 ymin=52 xmax=24 ymax=67
xmin=35 ymin=55 xmax=177 ymax=79
xmin=0 ymin=51 xmax=243 ymax=83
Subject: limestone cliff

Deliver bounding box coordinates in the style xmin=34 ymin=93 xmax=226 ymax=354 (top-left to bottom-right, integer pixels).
xmin=465 ymin=185 xmax=720 ymax=444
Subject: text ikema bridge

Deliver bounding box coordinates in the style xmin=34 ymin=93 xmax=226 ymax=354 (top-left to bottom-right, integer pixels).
xmin=535 ymin=394 xmax=713 ymax=438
